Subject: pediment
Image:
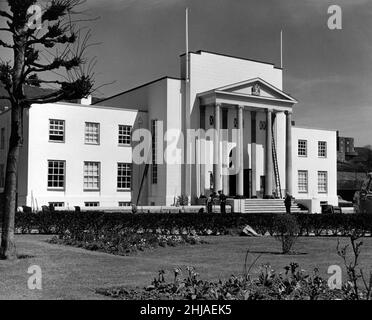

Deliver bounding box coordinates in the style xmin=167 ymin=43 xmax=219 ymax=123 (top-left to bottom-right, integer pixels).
xmin=215 ymin=78 xmax=297 ymax=103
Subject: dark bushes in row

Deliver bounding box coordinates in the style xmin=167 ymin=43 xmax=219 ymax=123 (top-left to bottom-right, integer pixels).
xmin=14 ymin=211 xmax=372 ymax=236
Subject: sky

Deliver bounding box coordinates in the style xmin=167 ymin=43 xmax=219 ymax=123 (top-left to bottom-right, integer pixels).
xmin=1 ymin=0 xmax=372 ymax=146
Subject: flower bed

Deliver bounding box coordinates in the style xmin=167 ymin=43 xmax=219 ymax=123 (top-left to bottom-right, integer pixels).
xmin=48 ymin=228 xmax=205 ymax=255
xmin=96 ymin=264 xmax=351 ymax=300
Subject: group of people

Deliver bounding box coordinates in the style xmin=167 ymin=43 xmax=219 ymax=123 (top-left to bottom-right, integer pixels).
xmin=206 ymin=190 xmax=227 ymax=214
xmin=204 ymin=191 xmax=294 ymax=214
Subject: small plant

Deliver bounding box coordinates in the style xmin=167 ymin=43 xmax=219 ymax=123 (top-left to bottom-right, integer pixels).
xmin=337 ymin=231 xmax=372 ymax=300
xmin=273 ymin=214 xmax=300 ymax=254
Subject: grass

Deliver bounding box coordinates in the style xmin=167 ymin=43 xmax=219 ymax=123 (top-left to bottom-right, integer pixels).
xmin=0 ymin=234 xmax=371 ymax=299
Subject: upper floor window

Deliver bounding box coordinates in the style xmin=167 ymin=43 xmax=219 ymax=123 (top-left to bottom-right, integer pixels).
xmin=118 ymin=125 xmax=132 ymax=146
xmin=117 ymin=163 xmax=131 ymax=190
xmin=85 ymin=122 xmax=100 ymax=145
xmin=0 ymin=164 xmax=4 ymax=188
xmin=298 ymin=170 xmax=308 ymax=193
xmin=84 ymin=161 xmax=100 ymax=191
xmin=318 ymin=141 xmax=327 ymax=158
xmin=49 ymin=119 xmax=65 ymax=142
xmin=318 ymin=171 xmax=328 ymax=193
xmin=298 ymin=140 xmax=307 ymax=157
xmin=47 ymin=160 xmax=65 ymax=190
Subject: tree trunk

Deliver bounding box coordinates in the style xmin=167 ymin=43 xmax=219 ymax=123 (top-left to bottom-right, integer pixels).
xmin=0 ymin=105 xmax=22 ymax=260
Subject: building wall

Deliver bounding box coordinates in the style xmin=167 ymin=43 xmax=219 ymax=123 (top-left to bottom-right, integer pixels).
xmin=25 ymin=102 xmax=147 ymax=208
xmin=181 ymin=51 xmax=284 ymax=200
xmin=292 ymin=126 xmax=338 ymax=207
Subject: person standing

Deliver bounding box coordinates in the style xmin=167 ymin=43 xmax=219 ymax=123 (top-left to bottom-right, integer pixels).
xmin=218 ymin=190 xmax=227 ymax=214
xmin=206 ymin=194 xmax=213 ymax=213
xmin=284 ymin=193 xmax=293 ymax=214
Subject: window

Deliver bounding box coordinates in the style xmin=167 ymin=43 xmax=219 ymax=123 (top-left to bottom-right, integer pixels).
xmin=47 ymin=160 xmax=65 ymax=190
xmin=48 ymin=202 xmax=64 ymax=208
xmin=0 ymin=128 xmax=5 ymax=149
xmin=49 ymin=119 xmax=65 ymax=142
xmin=151 ymin=119 xmax=158 ymax=184
xmin=117 ymin=163 xmax=131 ymax=190
xmin=318 ymin=141 xmax=327 ymax=158
xmin=85 ymin=122 xmax=100 ymax=144
xmin=84 ymin=162 xmax=100 ymax=190
xmin=85 ymin=202 xmax=99 ymax=207
xmin=298 ymin=170 xmax=308 ymax=193
xmin=318 ymin=171 xmax=328 ymax=193
xmin=118 ymin=125 xmax=132 ymax=146
xmin=118 ymin=202 xmax=131 ymax=207
xmin=298 ymin=140 xmax=307 ymax=157
xmin=0 ymin=164 xmax=4 ymax=188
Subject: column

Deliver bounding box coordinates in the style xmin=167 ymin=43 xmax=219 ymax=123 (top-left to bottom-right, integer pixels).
xmin=265 ymin=109 xmax=273 ymax=197
xmin=199 ymin=106 xmax=206 ymax=196
xmin=213 ymin=103 xmax=222 ymax=192
xmin=251 ymin=111 xmax=257 ymax=197
xmin=285 ymin=110 xmax=293 ymax=195
xmin=237 ymin=105 xmax=244 ymax=196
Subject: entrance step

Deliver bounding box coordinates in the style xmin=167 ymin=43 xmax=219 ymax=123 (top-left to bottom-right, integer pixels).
xmin=243 ymin=199 xmax=308 ymax=214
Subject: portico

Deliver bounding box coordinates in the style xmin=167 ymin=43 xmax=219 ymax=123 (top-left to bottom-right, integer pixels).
xmin=197 ymin=78 xmax=297 ymax=199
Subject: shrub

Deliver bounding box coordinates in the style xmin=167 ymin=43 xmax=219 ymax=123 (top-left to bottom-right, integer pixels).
xmin=273 ymin=214 xmax=300 ymax=254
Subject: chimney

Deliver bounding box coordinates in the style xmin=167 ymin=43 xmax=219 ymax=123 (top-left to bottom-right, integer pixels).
xmin=80 ymin=95 xmax=92 ymax=105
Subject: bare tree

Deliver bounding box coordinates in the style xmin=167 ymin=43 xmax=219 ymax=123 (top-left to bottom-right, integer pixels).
xmin=0 ymin=0 xmax=95 ymax=260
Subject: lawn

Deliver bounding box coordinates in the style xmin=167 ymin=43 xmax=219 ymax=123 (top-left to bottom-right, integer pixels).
xmin=0 ymin=234 xmax=371 ymax=300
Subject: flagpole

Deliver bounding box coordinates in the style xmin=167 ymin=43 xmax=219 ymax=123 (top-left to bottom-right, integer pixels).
xmin=280 ymin=29 xmax=283 ymax=69
xmin=186 ymin=8 xmax=189 ymax=82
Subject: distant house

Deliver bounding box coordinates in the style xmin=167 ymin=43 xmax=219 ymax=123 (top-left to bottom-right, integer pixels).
xmin=337 ymin=132 xmax=358 ymax=162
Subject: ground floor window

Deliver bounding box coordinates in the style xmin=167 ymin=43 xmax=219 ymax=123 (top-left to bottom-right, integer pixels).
xmin=117 ymin=163 xmax=131 ymax=190
xmin=84 ymin=162 xmax=100 ymax=191
xmin=48 ymin=202 xmax=64 ymax=208
xmin=84 ymin=202 xmax=99 ymax=207
xmin=48 ymin=160 xmax=65 ymax=190
xmin=118 ymin=202 xmax=131 ymax=207
xmin=318 ymin=171 xmax=328 ymax=193
xmin=298 ymin=170 xmax=308 ymax=193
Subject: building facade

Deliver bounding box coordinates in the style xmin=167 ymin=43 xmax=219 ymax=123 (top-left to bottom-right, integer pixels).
xmin=0 ymin=50 xmax=338 ymax=212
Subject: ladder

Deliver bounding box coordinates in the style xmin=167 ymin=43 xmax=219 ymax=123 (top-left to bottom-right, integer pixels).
xmin=272 ymin=135 xmax=282 ymax=198
xmin=136 ymin=151 xmax=152 ymax=206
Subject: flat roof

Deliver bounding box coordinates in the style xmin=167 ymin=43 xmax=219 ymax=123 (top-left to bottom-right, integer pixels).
xmin=94 ymin=76 xmax=181 ymax=105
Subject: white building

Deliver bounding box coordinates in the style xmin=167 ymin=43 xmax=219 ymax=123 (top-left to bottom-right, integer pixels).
xmin=0 ymin=50 xmax=337 ymax=212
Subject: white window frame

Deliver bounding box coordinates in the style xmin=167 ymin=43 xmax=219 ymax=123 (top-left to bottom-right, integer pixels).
xmin=85 ymin=122 xmax=100 ymax=145
xmin=151 ymin=119 xmax=158 ymax=184
xmin=298 ymin=140 xmax=307 ymax=157
xmin=298 ymin=170 xmax=308 ymax=193
xmin=117 ymin=162 xmax=131 ymax=190
xmin=49 ymin=119 xmax=65 ymax=142
xmin=318 ymin=141 xmax=327 ymax=158
xmin=83 ymin=161 xmax=100 ymax=191
xmin=118 ymin=125 xmax=132 ymax=146
xmin=118 ymin=201 xmax=131 ymax=207
xmin=47 ymin=160 xmax=66 ymax=190
xmin=318 ymin=171 xmax=328 ymax=193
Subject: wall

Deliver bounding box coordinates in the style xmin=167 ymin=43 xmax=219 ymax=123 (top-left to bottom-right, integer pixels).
xmin=292 ymin=126 xmax=338 ymax=210
xmin=26 ymin=102 xmax=146 ymax=208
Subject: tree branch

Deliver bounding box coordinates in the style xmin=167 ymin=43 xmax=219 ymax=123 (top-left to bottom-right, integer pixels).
xmin=0 ymin=10 xmax=12 ymax=21
xmin=0 ymin=39 xmax=13 ymax=48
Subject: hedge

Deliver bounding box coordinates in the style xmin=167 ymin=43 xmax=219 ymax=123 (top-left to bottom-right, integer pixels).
xmin=14 ymin=211 xmax=372 ymax=236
